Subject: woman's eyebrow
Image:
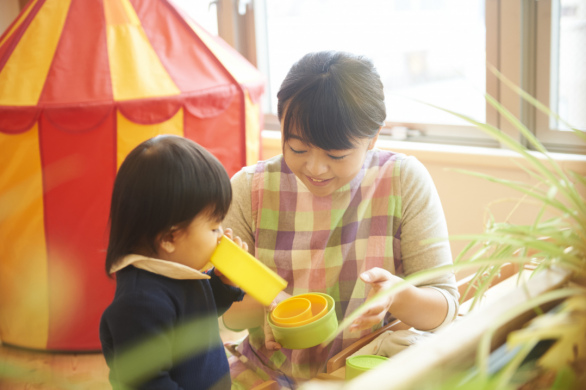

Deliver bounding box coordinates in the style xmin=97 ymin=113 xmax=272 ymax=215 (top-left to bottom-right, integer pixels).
xmin=287 ymin=134 xmax=309 ymax=143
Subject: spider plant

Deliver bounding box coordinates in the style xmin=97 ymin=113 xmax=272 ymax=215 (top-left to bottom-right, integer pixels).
xmin=329 ymin=66 xmax=586 ymax=388
xmin=432 ymin=66 xmax=586 ymax=389
xmin=432 ymin=66 xmax=586 ymax=305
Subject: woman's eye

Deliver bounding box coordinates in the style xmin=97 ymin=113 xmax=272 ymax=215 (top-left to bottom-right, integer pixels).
xmin=289 ymin=146 xmax=306 ymax=154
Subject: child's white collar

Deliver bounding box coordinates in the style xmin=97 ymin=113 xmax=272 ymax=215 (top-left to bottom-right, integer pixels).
xmin=110 ymin=254 xmax=211 ymax=280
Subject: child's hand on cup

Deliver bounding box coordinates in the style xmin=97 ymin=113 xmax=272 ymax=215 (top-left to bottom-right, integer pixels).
xmin=213 ymin=228 xmax=248 ymax=286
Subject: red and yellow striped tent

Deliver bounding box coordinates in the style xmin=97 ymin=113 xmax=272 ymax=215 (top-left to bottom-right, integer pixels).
xmin=0 ymin=0 xmax=264 ymax=351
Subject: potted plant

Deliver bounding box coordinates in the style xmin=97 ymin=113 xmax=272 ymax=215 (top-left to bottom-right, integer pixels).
xmin=434 ymin=67 xmax=586 ymax=389
xmin=323 ymin=67 xmax=586 ymax=389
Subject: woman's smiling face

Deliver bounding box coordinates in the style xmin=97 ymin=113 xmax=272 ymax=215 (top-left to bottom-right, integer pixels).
xmin=282 ymin=131 xmax=378 ymax=197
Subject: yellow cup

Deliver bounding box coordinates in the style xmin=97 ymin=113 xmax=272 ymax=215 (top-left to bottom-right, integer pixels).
xmin=292 ymin=293 xmax=328 ymax=324
xmin=209 ymin=236 xmax=287 ymax=306
xmin=271 ymin=297 xmax=312 ymax=325
xmin=270 ymin=293 xmax=329 ymax=328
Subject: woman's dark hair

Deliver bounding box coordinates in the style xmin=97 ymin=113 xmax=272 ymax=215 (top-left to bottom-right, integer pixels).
xmin=277 ymin=51 xmax=386 ymax=151
xmin=105 ymin=135 xmax=232 ymax=275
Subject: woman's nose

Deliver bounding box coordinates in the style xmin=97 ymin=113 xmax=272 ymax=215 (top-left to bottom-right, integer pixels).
xmin=306 ymin=154 xmax=328 ymax=176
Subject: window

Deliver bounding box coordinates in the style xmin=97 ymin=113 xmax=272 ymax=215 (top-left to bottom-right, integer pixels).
xmin=262 ymin=0 xmax=486 ymax=125
xmin=171 ymin=0 xmax=219 ymax=35
xmin=549 ymin=0 xmax=586 ymax=132
xmin=215 ymin=0 xmax=586 ymax=154
xmin=534 ymin=0 xmax=586 ymax=153
xmin=257 ymin=0 xmax=494 ymax=147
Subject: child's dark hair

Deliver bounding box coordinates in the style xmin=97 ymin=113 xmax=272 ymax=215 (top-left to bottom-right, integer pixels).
xmin=105 ymin=135 xmax=232 ymax=275
xmin=277 ymin=51 xmax=386 ymax=151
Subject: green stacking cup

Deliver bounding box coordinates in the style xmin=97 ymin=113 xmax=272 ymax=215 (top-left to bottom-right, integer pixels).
xmin=267 ymin=292 xmax=337 ymax=349
xmin=345 ymin=355 xmax=389 ymax=380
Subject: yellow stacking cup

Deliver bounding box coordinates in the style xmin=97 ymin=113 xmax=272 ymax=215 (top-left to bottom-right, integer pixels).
xmin=270 ymin=293 xmax=329 ymax=328
xmin=270 ymin=297 xmax=312 ymax=326
xmin=294 ymin=293 xmax=328 ymax=324
xmin=209 ymin=236 xmax=287 ymax=306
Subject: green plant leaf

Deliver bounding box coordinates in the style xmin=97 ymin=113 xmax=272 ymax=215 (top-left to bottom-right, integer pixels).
xmin=487 ymin=63 xmax=583 ymax=139
xmin=483 ymin=90 xmax=548 ymax=156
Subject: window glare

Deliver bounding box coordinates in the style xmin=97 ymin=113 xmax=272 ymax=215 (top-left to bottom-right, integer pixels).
xmin=264 ymin=0 xmax=486 ymax=126
xmin=170 ymin=0 xmax=218 ymax=35
xmin=551 ymin=0 xmax=586 ymax=131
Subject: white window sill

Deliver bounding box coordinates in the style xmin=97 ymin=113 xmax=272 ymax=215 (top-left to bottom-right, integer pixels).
xmin=261 ymin=130 xmax=586 ymax=173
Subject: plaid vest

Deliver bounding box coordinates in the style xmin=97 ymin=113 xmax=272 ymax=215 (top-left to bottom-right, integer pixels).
xmin=242 ymin=149 xmax=405 ymax=381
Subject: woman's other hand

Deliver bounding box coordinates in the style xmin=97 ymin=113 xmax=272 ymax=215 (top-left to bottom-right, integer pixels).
xmin=223 ymin=228 xmax=249 ymax=252
xmin=350 ymin=267 xmax=403 ymax=332
xmin=263 ymin=291 xmax=291 ymax=350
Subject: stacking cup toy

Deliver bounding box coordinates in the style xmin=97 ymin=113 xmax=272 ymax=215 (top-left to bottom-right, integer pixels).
xmin=294 ymin=293 xmax=328 ymax=324
xmin=209 ymin=236 xmax=287 ymax=306
xmin=267 ymin=293 xmax=337 ymax=349
xmin=269 ymin=293 xmax=328 ymax=328
xmin=270 ymin=297 xmax=313 ymax=325
xmin=345 ymin=355 xmax=389 ymax=380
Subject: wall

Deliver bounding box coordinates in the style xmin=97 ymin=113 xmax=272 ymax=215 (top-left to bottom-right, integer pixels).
xmin=0 ymin=0 xmax=20 ymax=34
xmin=261 ymin=131 xmax=586 ymax=277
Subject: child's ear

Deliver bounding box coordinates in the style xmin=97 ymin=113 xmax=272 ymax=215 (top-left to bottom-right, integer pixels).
xmin=158 ymin=230 xmax=176 ymax=254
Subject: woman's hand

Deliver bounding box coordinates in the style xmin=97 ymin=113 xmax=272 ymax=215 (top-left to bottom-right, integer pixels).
xmin=223 ymin=228 xmax=248 ymax=251
xmin=213 ymin=228 xmax=248 ymax=286
xmin=350 ymin=267 xmax=404 ymax=332
xmin=263 ymin=290 xmax=291 ymax=350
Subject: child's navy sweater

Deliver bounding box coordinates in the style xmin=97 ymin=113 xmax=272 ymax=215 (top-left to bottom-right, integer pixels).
xmin=100 ymin=265 xmax=244 ymax=389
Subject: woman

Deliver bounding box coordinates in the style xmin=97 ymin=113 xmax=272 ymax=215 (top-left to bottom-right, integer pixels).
xmin=223 ymin=51 xmax=458 ymax=388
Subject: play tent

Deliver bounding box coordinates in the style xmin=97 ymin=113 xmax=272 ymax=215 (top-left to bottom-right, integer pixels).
xmin=0 ymin=0 xmax=264 ymax=351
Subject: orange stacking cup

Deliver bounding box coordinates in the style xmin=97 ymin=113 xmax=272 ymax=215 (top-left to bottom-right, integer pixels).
xmin=270 ymin=297 xmax=312 ymax=325
xmin=294 ymin=293 xmax=328 ymax=324
xmin=270 ymin=293 xmax=329 ymax=328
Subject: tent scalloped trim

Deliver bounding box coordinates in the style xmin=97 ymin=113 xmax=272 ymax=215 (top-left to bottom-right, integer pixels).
xmin=0 ymin=84 xmax=240 ymax=134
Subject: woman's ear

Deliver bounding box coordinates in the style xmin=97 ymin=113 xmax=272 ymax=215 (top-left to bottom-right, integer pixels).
xmin=368 ymin=127 xmax=382 ymax=150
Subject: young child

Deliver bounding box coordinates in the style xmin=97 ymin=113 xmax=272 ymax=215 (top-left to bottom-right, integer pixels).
xmin=99 ymin=135 xmax=245 ymax=389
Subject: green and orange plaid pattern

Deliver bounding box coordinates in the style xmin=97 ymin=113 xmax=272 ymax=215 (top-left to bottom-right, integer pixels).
xmin=232 ymin=150 xmax=406 ymax=384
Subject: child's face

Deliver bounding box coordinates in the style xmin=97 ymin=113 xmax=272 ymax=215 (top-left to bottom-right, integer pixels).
xmin=167 ymin=211 xmax=223 ymax=271
xmin=283 ymin=132 xmax=376 ymax=197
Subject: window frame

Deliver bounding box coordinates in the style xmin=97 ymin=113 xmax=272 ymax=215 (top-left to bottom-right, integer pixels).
xmin=534 ymin=0 xmax=586 ymax=153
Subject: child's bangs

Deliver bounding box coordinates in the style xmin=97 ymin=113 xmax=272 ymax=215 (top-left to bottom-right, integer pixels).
xmin=204 ymin=181 xmax=232 ymax=223
xmin=183 ymin=154 xmax=232 ymax=223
